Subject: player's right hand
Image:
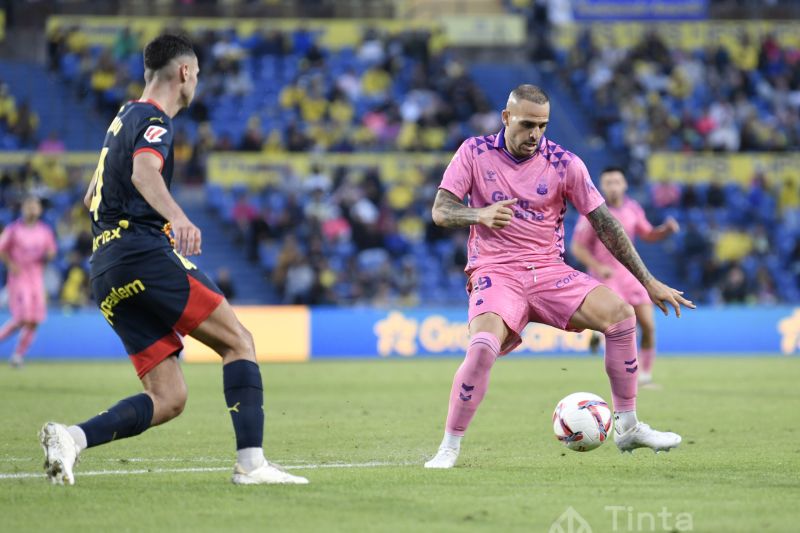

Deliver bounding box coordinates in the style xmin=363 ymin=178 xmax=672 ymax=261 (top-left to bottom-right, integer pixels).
xmin=478 ymin=198 xmax=517 ymax=229
xmin=171 ymin=216 xmax=202 ymax=256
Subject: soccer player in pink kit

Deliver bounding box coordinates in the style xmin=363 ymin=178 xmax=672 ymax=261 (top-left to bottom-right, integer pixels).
xmin=0 ymin=196 xmax=57 ymax=367
xmin=424 ymin=85 xmax=694 ymax=468
xmin=571 ymin=168 xmax=679 ymax=386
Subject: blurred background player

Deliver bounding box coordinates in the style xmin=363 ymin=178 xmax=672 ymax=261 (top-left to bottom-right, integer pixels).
xmin=571 ymin=168 xmax=680 ymax=386
xmin=424 ymin=85 xmax=694 ymax=469
xmin=38 ymin=35 xmax=307 ymax=486
xmin=0 ymin=196 xmax=57 ymax=368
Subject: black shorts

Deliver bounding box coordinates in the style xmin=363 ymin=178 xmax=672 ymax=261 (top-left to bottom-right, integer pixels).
xmin=92 ymin=247 xmax=224 ymax=378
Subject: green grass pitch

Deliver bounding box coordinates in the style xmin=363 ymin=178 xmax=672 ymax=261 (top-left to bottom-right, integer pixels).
xmin=1 ymin=356 xmax=798 ymax=532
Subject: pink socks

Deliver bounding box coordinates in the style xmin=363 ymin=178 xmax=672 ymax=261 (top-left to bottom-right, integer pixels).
xmin=445 ymin=332 xmax=500 ymax=436
xmin=639 ymin=347 xmax=655 ymax=374
xmin=15 ymin=325 xmax=37 ymax=358
xmin=604 ymin=316 xmax=638 ymax=412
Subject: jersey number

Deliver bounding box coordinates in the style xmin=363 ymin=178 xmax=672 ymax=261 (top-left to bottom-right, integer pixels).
xmin=89 ymin=147 xmax=109 ymax=221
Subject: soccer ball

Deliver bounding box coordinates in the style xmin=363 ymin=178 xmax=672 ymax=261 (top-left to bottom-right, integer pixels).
xmin=552 ymin=392 xmax=612 ymax=452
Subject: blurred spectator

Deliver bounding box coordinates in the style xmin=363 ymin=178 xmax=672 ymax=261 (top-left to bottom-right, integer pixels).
xmin=720 ymin=264 xmax=749 ymax=303
xmin=37 ymin=131 xmax=66 ymax=154
xmin=214 ymin=267 xmax=236 ymax=301
xmin=60 ymin=251 xmax=89 ymax=309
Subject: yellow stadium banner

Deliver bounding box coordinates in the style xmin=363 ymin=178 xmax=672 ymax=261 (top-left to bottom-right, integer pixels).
xmin=47 ymin=14 xmax=525 ymax=49
xmin=438 ymin=15 xmax=524 ymax=46
xmin=0 ymin=151 xmax=97 ymax=167
xmin=0 ymin=10 xmax=5 ymax=42
xmin=648 ymin=152 xmax=800 ymax=186
xmin=182 ymin=306 xmax=310 ymax=363
xmin=46 ymin=16 xmax=440 ymax=50
xmin=553 ymin=21 xmax=800 ymax=52
xmin=207 ymin=152 xmax=453 ymax=188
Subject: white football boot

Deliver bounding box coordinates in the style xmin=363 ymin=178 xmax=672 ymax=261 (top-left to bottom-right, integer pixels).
xmin=424 ymin=446 xmax=460 ymax=469
xmin=615 ymin=422 xmax=681 ymax=453
xmin=232 ymin=459 xmax=309 ymax=485
xmin=39 ymin=422 xmax=80 ymax=485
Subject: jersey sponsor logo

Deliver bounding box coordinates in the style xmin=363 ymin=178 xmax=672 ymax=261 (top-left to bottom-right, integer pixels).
xmin=555 ymin=270 xmax=586 ymax=289
xmin=92 ymin=227 xmax=124 ymax=252
xmin=143 ymin=125 xmax=168 ymax=143
xmin=537 ymin=183 xmax=548 ymax=195
xmin=490 ymin=191 xmax=545 ymax=221
xmin=484 ymin=170 xmax=497 ymax=182
xmin=100 ymin=279 xmax=146 ymax=325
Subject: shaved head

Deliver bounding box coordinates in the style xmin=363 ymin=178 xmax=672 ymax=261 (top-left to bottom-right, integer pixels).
xmin=507 ymin=84 xmax=549 ymax=107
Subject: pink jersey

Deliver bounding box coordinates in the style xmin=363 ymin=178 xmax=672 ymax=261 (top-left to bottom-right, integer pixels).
xmin=0 ymin=220 xmax=56 ymax=288
xmin=571 ymin=197 xmax=653 ymax=276
xmin=439 ymin=131 xmax=605 ymax=274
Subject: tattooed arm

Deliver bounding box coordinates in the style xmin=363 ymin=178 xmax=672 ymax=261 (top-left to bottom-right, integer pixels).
xmin=431 ymin=189 xmax=517 ymax=229
xmin=586 ymin=204 xmax=653 ymax=285
xmin=586 ymin=203 xmax=695 ymax=316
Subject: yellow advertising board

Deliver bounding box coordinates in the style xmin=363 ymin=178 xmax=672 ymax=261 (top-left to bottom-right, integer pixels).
xmin=648 ymin=152 xmax=800 ymax=186
xmin=47 ymin=14 xmax=524 ymax=50
xmin=438 ymin=15 xmax=524 ymax=46
xmin=207 ymin=152 xmax=453 ymax=188
xmin=46 ymin=16 xmax=438 ymax=50
xmin=182 ymin=306 xmax=309 ymax=363
xmin=553 ymin=21 xmax=800 ymax=53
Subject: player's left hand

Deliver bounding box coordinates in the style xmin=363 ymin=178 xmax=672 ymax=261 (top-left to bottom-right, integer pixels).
xmin=644 ymin=278 xmax=695 ymax=317
xmin=662 ymin=216 xmax=680 ymax=234
xmin=171 ymin=216 xmax=202 ymax=256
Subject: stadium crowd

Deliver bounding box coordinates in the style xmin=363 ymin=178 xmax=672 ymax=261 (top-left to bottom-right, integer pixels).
xmin=558 ymin=27 xmax=800 ymax=304
xmin=2 ymin=23 xmax=800 ymax=307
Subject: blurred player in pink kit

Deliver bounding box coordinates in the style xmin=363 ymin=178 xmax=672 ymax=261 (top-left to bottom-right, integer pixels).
xmin=424 ymin=85 xmax=694 ymax=469
xmin=0 ymin=196 xmax=57 ymax=367
xmin=571 ymin=168 xmax=679 ymax=386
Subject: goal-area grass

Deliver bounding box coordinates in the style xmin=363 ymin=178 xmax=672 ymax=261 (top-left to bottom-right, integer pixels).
xmin=1 ymin=356 xmax=797 ymax=533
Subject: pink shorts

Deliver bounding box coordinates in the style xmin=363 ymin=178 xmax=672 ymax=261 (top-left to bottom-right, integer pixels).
xmin=467 ymin=263 xmax=602 ymax=355
xmin=601 ymin=270 xmax=650 ymax=307
xmin=7 ymin=282 xmax=47 ymax=323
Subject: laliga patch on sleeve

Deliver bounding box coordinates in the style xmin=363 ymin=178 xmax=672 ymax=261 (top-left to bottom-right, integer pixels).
xmin=143 ymin=125 xmax=168 ymax=143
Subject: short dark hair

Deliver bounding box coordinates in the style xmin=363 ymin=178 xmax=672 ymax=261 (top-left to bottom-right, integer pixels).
xmin=143 ymin=34 xmax=195 ymax=72
xmin=600 ymin=166 xmax=627 ymax=177
xmin=509 ymin=84 xmax=549 ymax=105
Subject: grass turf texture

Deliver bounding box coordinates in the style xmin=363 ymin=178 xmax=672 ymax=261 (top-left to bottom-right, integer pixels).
xmin=1 ymin=357 xmax=798 ymax=532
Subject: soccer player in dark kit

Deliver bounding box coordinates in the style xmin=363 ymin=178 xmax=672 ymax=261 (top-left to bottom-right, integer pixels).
xmin=39 ymin=34 xmax=308 ymax=486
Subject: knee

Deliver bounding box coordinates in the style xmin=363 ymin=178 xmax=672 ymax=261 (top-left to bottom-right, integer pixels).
xmin=234 ymin=325 xmax=256 ymax=359
xmin=221 ymin=324 xmax=256 ymax=363
xmin=603 ymin=300 xmax=635 ymax=331
xmin=615 ymin=301 xmax=635 ymax=323
xmin=150 ymin=382 xmax=188 ymax=421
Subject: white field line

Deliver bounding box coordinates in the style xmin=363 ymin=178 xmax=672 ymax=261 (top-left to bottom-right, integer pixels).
xmin=0 ymin=460 xmax=410 ymax=480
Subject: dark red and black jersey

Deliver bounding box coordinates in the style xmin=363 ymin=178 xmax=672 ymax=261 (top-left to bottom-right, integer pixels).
xmin=89 ymin=100 xmax=175 ymax=276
